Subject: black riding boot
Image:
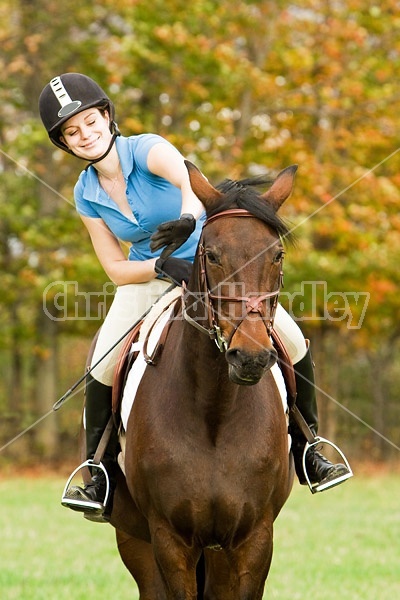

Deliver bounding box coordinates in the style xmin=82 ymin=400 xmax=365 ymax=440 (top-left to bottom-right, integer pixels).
xmin=62 ymin=374 xmax=119 ymax=522
xmin=290 ymin=346 xmax=351 ymax=492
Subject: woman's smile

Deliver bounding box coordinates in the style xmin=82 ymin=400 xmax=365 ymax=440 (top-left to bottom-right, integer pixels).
xmin=81 ymin=135 xmax=101 ymax=150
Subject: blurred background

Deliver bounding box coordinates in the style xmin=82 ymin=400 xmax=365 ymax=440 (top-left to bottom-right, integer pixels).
xmin=1 ymin=0 xmax=399 ymax=470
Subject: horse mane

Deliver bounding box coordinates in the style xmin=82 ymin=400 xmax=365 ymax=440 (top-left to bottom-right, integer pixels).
xmin=209 ymin=176 xmax=296 ymax=245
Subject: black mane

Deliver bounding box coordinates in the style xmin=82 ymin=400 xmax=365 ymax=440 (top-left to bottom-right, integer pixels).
xmin=207 ymin=176 xmax=295 ymax=245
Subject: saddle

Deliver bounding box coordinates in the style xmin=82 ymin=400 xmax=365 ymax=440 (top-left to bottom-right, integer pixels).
xmin=112 ymin=294 xmax=180 ymax=417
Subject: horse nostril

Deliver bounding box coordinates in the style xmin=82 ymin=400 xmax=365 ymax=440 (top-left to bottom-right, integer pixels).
xmin=225 ymin=348 xmax=243 ymax=368
xmin=258 ymin=347 xmax=278 ymax=369
xmin=270 ymin=347 xmax=278 ymax=363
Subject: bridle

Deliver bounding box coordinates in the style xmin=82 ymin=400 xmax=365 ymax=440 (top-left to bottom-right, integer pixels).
xmin=182 ymin=209 xmax=284 ymax=352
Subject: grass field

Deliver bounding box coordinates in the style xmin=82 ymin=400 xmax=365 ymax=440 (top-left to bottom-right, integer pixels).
xmin=0 ymin=468 xmax=399 ymax=599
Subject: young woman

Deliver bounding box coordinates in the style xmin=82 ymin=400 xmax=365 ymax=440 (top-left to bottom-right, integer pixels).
xmin=39 ymin=73 xmax=350 ymax=521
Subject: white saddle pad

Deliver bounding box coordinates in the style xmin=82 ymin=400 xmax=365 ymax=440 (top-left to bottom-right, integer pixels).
xmin=120 ymin=300 xmax=176 ymax=430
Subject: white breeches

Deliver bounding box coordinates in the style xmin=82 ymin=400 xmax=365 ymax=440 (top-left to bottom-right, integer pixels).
xmin=91 ymin=283 xmax=307 ymax=386
xmin=90 ymin=280 xmax=172 ymax=385
xmin=273 ymin=303 xmax=307 ymax=365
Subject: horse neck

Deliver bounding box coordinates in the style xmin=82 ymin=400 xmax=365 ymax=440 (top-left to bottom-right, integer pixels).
xmin=175 ymin=317 xmax=240 ymax=408
xmin=177 ymin=320 xmax=273 ymax=448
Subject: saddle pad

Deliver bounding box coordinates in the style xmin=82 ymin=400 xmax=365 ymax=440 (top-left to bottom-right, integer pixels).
xmin=120 ymin=301 xmax=176 ymax=430
xmin=271 ymin=362 xmax=288 ymax=415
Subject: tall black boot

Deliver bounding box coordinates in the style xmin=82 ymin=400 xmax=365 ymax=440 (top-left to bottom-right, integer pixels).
xmin=62 ymin=374 xmax=119 ymax=521
xmin=290 ymin=346 xmax=351 ymax=492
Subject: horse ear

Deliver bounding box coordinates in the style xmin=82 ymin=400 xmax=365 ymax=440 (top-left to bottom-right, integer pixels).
xmin=185 ymin=160 xmax=223 ymax=209
xmin=261 ymin=165 xmax=298 ymax=211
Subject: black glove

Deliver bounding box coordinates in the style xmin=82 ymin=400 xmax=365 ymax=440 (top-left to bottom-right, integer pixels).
xmin=155 ymin=256 xmax=192 ymax=286
xmin=150 ymin=214 xmax=196 ymax=260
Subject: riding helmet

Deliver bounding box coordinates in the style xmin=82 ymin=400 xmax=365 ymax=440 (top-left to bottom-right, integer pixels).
xmin=38 ymin=73 xmax=117 ymax=153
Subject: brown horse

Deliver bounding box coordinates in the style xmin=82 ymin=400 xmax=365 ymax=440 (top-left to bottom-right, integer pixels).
xmin=110 ymin=162 xmax=297 ymax=599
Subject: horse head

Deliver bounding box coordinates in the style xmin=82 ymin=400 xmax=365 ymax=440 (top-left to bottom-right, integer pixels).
xmin=184 ymin=161 xmax=297 ymax=385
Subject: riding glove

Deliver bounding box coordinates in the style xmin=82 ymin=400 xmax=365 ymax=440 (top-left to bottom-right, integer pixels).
xmin=155 ymin=256 xmax=192 ymax=285
xmin=150 ymin=214 xmax=196 ymax=259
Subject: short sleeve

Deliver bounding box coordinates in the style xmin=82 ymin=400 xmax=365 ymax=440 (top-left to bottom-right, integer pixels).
xmin=131 ymin=134 xmax=180 ymax=175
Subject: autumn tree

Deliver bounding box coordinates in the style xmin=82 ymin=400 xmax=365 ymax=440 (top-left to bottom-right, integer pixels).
xmin=1 ymin=0 xmax=399 ymax=462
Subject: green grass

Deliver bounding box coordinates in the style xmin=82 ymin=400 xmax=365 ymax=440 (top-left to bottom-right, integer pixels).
xmin=0 ymin=471 xmax=399 ymax=599
xmin=265 ymin=471 xmax=400 ymax=599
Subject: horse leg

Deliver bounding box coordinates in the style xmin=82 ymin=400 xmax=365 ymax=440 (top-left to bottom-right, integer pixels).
xmin=111 ymin=472 xmax=166 ymax=597
xmin=111 ymin=469 xmax=151 ymax=539
xmin=151 ymin=523 xmax=201 ymax=600
xmin=204 ymin=524 xmax=274 ymax=600
xmin=202 ymin=549 xmax=238 ymax=600
xmin=230 ymin=524 xmax=274 ymax=600
xmin=116 ymin=529 xmax=165 ymax=599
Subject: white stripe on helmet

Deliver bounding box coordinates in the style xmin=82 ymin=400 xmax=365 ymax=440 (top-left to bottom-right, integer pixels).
xmin=50 ymin=76 xmax=82 ymax=118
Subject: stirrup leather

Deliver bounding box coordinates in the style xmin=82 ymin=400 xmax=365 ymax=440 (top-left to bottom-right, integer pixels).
xmin=302 ymin=437 xmax=353 ymax=494
xmin=61 ymin=459 xmax=111 ymax=513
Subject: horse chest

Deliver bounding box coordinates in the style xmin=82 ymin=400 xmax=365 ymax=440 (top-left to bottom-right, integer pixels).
xmin=135 ymin=395 xmax=282 ymax=495
xmin=163 ymin=451 xmax=276 ymax=549
xmin=137 ymin=428 xmax=278 ymax=541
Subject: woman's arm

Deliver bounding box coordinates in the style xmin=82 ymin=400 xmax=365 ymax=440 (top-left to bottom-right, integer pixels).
xmin=81 ymin=216 xmax=157 ymax=286
xmin=146 ymin=142 xmax=204 ymax=218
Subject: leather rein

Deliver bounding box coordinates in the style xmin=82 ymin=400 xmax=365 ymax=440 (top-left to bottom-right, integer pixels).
xmin=182 ymin=209 xmax=284 ymax=352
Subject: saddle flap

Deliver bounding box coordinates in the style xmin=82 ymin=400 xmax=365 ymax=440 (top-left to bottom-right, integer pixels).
xmin=112 ymin=289 xmax=181 ymax=419
xmin=112 ymin=321 xmax=143 ymax=414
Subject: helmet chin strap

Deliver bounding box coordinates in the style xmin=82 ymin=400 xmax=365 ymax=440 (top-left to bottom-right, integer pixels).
xmin=84 ymin=122 xmax=121 ymax=170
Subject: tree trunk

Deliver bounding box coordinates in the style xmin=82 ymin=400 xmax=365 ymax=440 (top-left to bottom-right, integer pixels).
xmin=34 ymin=306 xmax=59 ymax=459
xmin=311 ymin=328 xmax=338 ymax=452
xmin=366 ymin=350 xmax=388 ymax=461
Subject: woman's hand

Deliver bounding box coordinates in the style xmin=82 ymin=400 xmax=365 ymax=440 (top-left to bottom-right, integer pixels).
xmin=150 ymin=213 xmax=195 ymax=259
xmin=155 ymin=256 xmax=192 ymax=285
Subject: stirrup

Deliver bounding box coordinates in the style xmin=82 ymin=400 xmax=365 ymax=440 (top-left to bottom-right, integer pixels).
xmin=302 ymin=436 xmax=353 ymax=494
xmin=61 ymin=459 xmax=110 ymax=514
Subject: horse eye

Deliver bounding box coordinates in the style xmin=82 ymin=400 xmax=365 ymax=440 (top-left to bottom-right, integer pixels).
xmin=206 ymin=251 xmax=219 ymax=265
xmin=274 ymin=250 xmax=285 ymax=264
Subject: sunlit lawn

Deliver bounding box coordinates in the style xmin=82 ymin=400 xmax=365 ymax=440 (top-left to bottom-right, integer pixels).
xmin=0 ymin=469 xmax=399 ymax=599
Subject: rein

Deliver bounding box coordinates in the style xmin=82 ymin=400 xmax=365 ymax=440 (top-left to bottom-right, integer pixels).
xmin=182 ymin=209 xmax=283 ymax=352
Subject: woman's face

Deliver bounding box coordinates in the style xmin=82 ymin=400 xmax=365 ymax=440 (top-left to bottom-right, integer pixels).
xmin=60 ymin=108 xmax=112 ymax=159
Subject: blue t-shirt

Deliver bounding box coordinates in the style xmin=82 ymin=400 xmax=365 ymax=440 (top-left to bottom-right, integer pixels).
xmin=74 ymin=134 xmax=205 ymax=261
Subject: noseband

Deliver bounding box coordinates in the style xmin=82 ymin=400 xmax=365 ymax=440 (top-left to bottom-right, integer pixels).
xmin=182 ymin=209 xmax=284 ymax=352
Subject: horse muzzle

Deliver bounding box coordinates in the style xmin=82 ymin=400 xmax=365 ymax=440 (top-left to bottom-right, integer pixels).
xmin=225 ymin=347 xmax=278 ymax=385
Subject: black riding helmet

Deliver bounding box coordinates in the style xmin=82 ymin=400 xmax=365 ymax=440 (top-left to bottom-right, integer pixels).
xmin=39 ymin=73 xmax=120 ymax=160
